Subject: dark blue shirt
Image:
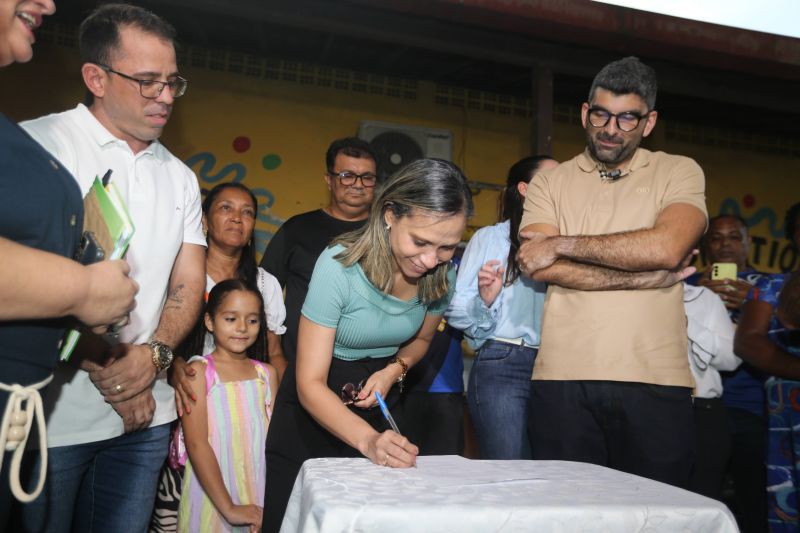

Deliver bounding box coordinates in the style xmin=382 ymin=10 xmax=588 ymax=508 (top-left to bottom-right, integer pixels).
xmin=406 ymin=256 xmax=465 ymax=394
xmin=0 ymin=113 xmax=83 ymax=377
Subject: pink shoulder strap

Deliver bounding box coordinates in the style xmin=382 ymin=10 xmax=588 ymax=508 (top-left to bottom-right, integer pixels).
xmin=252 ymin=360 xmax=273 ymax=419
xmin=204 ymin=355 xmax=218 ymax=392
xmin=167 ymin=355 xmax=217 ymax=471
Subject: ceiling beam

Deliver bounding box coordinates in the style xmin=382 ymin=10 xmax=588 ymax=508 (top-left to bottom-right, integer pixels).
xmin=131 ymin=0 xmax=799 ymax=114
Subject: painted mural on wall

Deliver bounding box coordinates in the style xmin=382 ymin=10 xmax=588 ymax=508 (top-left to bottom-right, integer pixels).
xmin=181 ymin=138 xmax=798 ymax=275
xmin=702 ymin=195 xmax=797 ymax=273
xmin=184 ymin=135 xmax=285 ymax=257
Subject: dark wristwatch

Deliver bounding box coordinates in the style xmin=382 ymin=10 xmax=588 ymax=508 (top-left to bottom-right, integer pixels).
xmin=147 ymin=340 xmax=174 ymax=373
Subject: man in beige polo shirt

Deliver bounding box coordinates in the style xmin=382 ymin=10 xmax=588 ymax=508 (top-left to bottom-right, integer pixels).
xmin=517 ymin=57 xmax=707 ymax=488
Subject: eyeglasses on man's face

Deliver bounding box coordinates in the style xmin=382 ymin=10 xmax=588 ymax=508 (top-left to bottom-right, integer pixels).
xmin=97 ymin=64 xmax=188 ymax=99
xmin=327 ymin=170 xmax=378 ymax=188
xmin=587 ymin=106 xmax=650 ymax=132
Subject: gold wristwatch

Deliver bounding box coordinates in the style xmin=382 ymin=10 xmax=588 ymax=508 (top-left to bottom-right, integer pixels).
xmin=148 ymin=340 xmax=174 ymax=373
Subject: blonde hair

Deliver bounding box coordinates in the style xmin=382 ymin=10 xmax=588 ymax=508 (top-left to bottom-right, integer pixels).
xmin=334 ymin=158 xmax=473 ymax=303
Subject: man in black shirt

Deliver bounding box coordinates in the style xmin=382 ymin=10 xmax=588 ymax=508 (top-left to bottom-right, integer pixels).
xmin=260 ymin=137 xmax=377 ymax=377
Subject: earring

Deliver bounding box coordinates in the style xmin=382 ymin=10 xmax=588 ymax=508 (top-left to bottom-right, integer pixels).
xmin=385 ymin=224 xmax=391 ymax=231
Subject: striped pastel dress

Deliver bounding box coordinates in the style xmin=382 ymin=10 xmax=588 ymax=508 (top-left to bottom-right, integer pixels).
xmin=178 ymin=355 xmax=273 ymax=532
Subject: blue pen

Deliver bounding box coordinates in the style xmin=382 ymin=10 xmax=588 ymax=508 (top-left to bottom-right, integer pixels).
xmin=374 ymin=391 xmax=401 ymax=434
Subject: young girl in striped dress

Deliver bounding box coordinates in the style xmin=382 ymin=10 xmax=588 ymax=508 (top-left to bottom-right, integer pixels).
xmin=178 ymin=279 xmax=278 ymax=532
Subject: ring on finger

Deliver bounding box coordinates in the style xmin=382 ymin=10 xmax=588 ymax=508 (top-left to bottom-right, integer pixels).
xmin=382 ymin=453 xmax=389 ymax=466
xmin=114 ymin=383 xmax=124 ymax=394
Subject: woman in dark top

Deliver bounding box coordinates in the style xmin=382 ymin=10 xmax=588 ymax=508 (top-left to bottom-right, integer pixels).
xmin=0 ymin=0 xmax=136 ymax=524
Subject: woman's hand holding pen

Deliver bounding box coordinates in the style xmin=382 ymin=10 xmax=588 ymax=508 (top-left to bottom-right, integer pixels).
xmin=361 ymin=430 xmax=418 ymax=468
xmin=352 ymin=364 xmax=403 ymax=409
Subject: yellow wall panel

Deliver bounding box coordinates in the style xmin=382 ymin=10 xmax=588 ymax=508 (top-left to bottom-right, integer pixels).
xmin=1 ymin=43 xmax=797 ymax=272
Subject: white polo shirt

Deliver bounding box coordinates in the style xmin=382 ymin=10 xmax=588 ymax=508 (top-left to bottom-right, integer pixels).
xmin=22 ymin=104 xmax=206 ymax=447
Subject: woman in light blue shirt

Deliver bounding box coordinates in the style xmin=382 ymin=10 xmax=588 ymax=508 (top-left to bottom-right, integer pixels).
xmin=447 ymin=156 xmax=557 ymax=459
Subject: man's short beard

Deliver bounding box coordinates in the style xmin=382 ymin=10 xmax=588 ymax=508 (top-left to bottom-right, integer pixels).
xmin=586 ymin=131 xmax=639 ymax=167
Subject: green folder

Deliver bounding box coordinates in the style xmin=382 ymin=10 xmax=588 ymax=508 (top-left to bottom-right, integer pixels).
xmin=59 ymin=176 xmax=135 ymax=361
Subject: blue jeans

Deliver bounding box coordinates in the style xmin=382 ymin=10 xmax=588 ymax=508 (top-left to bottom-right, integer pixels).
xmin=16 ymin=422 xmax=170 ymax=533
xmin=467 ymin=340 xmax=537 ymax=459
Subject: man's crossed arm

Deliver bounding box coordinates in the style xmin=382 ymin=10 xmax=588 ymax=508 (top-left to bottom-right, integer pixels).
xmin=518 ymin=203 xmax=706 ymax=291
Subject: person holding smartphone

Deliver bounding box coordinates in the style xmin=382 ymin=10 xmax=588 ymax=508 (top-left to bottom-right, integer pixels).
xmin=689 ymin=214 xmax=762 ymax=311
xmin=685 ymin=213 xmax=769 ymax=533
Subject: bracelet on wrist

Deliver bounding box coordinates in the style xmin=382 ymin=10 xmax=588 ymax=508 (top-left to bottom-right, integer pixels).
xmin=388 ymin=357 xmax=408 ymax=393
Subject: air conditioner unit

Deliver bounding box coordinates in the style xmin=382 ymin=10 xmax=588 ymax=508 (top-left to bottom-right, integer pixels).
xmin=358 ymin=120 xmax=453 ymax=179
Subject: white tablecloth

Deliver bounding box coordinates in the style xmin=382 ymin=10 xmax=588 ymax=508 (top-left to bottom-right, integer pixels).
xmin=280 ymin=456 xmax=739 ymax=532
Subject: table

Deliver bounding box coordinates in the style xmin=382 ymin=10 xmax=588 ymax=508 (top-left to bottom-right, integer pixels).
xmin=280 ymin=456 xmax=739 ymax=532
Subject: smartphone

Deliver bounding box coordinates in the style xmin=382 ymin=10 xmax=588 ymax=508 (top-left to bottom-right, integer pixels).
xmin=74 ymin=231 xmax=106 ymax=265
xmin=711 ymin=262 xmax=738 ymax=280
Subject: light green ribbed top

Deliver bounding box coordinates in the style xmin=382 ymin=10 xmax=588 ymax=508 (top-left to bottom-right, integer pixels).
xmin=301 ymin=244 xmax=454 ymax=361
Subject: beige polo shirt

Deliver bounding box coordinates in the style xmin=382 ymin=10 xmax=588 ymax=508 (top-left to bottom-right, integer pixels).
xmin=520 ymin=148 xmax=707 ymax=387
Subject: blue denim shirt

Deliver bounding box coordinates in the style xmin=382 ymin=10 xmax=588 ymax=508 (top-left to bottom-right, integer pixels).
xmin=446 ymin=220 xmax=546 ymax=350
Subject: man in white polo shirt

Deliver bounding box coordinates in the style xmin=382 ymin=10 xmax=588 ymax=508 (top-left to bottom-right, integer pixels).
xmin=17 ymin=4 xmax=205 ymax=532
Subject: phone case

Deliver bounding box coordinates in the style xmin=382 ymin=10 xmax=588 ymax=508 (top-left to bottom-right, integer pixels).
xmin=711 ymin=263 xmax=737 ymax=280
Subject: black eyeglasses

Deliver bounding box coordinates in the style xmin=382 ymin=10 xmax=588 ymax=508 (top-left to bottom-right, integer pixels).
xmin=587 ymin=106 xmax=650 ymax=132
xmin=340 ymin=380 xmax=366 ymax=405
xmin=327 ymin=171 xmax=378 ymax=188
xmin=98 ymin=64 xmax=188 ymax=99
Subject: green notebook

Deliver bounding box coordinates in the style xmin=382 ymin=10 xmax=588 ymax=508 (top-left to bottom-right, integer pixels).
xmin=59 ymin=176 xmax=135 ymax=361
